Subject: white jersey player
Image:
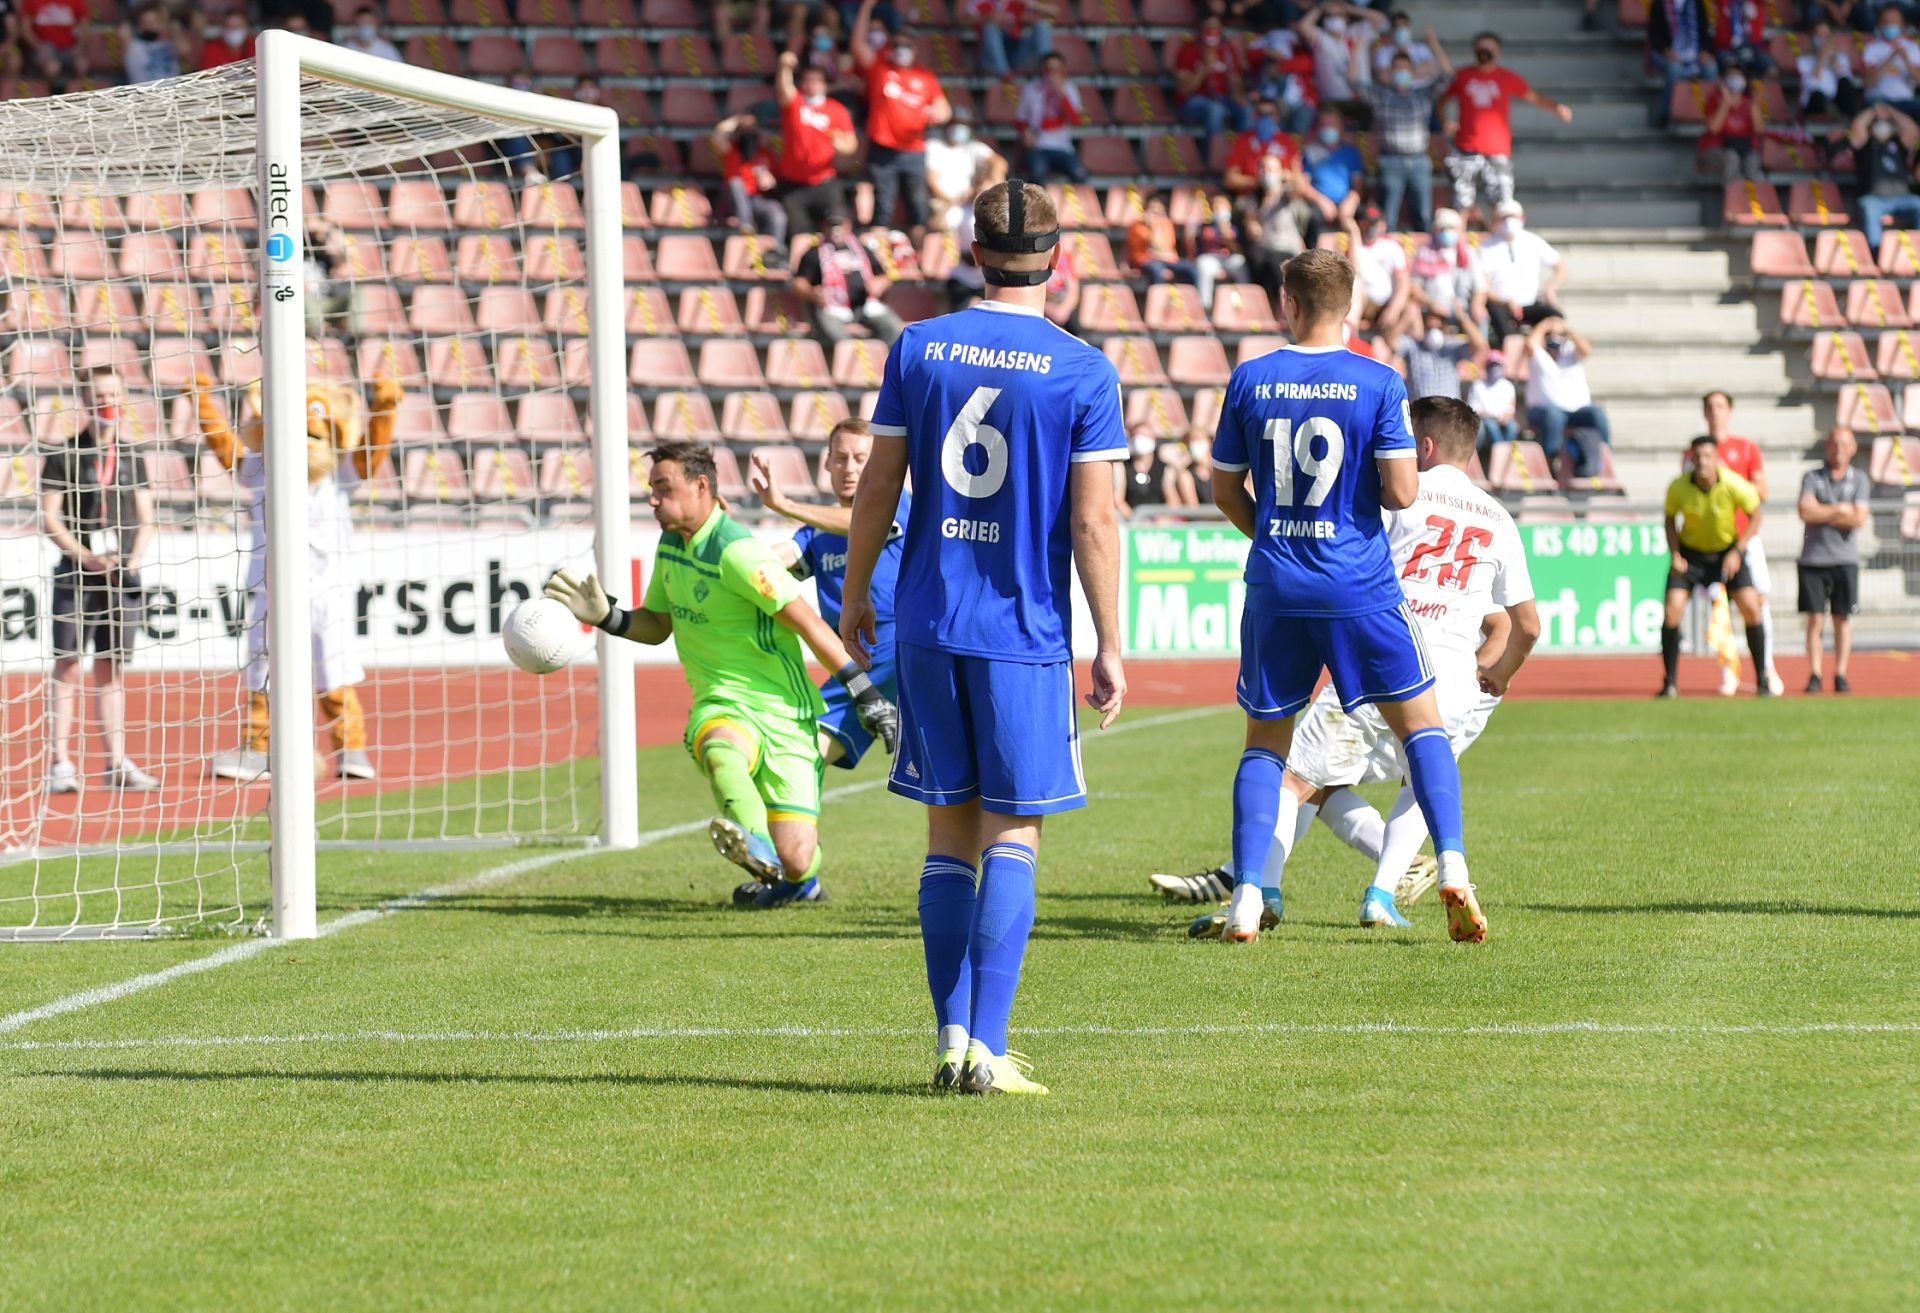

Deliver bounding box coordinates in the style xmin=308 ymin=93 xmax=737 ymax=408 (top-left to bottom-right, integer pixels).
xmin=1167 ymin=396 xmax=1543 ymax=933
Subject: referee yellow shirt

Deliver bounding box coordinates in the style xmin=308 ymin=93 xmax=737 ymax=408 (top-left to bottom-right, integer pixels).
xmin=1665 ymin=469 xmax=1759 ymax=553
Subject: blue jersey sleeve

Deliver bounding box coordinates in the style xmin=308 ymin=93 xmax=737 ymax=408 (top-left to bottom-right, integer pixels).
xmin=870 ymin=335 xmax=908 ymax=438
xmin=1068 ymin=364 xmax=1128 ymax=462
xmin=1374 ymin=370 xmax=1416 ymax=460
xmin=789 ymin=524 xmax=816 ymax=579
xmin=1211 ymin=373 xmax=1251 ymax=472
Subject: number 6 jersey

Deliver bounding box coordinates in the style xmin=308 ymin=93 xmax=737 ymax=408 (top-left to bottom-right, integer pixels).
xmin=869 ymin=300 xmax=1127 ymax=663
xmin=1390 ymin=463 xmax=1534 ymax=680
xmin=1211 ymin=343 xmax=1416 ymax=617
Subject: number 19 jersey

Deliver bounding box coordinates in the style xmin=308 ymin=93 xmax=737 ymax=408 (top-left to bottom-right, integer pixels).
xmin=1211 ymin=343 xmax=1416 ymax=617
xmin=869 ymin=300 xmax=1127 ymax=663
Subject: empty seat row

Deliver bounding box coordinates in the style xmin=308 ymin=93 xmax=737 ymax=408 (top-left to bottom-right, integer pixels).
xmin=1777 ymin=278 xmax=1920 ymax=330
xmin=1751 ymin=230 xmax=1920 ymax=280
xmin=374 ymin=0 xmax=1202 ymax=30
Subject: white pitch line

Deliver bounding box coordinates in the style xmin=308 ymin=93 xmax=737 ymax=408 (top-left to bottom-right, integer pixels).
xmin=0 ymin=705 xmax=1230 ymax=1037
xmin=6 ymin=1018 xmax=1920 ymax=1055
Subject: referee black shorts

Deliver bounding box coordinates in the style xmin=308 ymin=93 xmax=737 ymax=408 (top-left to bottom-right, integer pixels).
xmin=1797 ymin=563 xmax=1859 ymax=616
xmin=50 ymin=562 xmax=143 ymax=662
xmin=1667 ymin=545 xmax=1755 ymax=594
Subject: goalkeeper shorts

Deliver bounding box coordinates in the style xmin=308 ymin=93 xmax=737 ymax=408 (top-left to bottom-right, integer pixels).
xmin=685 ymin=701 xmax=823 ymax=825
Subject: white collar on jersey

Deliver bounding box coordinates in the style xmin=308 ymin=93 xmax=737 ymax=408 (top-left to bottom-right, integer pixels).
xmin=971 ymin=299 xmax=1045 ymax=317
xmin=1281 ymin=343 xmax=1348 ymax=354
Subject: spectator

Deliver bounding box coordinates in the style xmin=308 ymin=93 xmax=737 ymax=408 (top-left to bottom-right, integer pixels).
xmin=1222 ymin=95 xmax=1301 ymax=197
xmin=1186 ymin=427 xmax=1215 ymax=503
xmin=22 ymin=0 xmax=88 ymax=87
xmin=1361 ymin=45 xmax=1451 ymax=232
xmin=1246 ymin=27 xmax=1318 ymax=134
xmin=774 ymin=51 xmax=859 ymax=235
xmin=0 ymin=3 xmax=18 ymax=101
xmin=1700 ymin=63 xmax=1766 ymax=180
xmin=1189 ymin=192 xmax=1249 ymax=310
xmin=1704 ymin=0 xmax=1770 ymax=78
xmin=338 ymin=6 xmax=401 ymax=60
xmin=1299 ymin=107 xmax=1365 ymax=229
xmin=713 ymin=0 xmax=772 ymax=50
xmin=1372 ymin=11 xmax=1442 ymax=83
xmin=1120 ymin=426 xmax=1177 ymax=513
xmin=200 ymin=11 xmax=256 ymax=71
xmin=1524 ymin=316 xmax=1612 ymax=478
xmin=1695 ymin=389 xmax=1782 ymax=694
xmin=1648 ymin=0 xmax=1713 ymax=130
xmin=541 ymin=77 xmax=601 ymax=179
xmin=1243 ymin=156 xmax=1315 ymax=299
xmin=1397 ymin=306 xmax=1487 ymax=400
xmin=1480 ymin=199 xmax=1566 ymax=340
xmin=800 ymin=18 xmax=850 ymax=83
xmin=1159 ymin=440 xmax=1201 ymax=506
xmin=303 ymin=217 xmax=350 ymax=339
xmin=713 ymin=114 xmax=789 ymax=249
xmin=1438 ymin=31 xmax=1573 ymax=223
xmin=1797 ymin=425 xmax=1871 ymax=693
xmin=1300 ymin=2 xmax=1387 ymax=117
xmin=1863 ymin=5 xmax=1920 ymax=116
xmin=967 ymin=0 xmax=1055 ymax=79
xmin=1658 ymin=435 xmax=1769 ymax=698
xmin=925 ymin=109 xmax=1005 ymax=234
xmin=1127 ymin=192 xmax=1200 ymax=291
xmin=1806 ymin=0 xmax=1875 ymax=34
xmin=38 ymin=366 xmax=159 ymax=795
xmin=1468 ymin=356 xmax=1519 ymax=456
xmin=1173 ymin=12 xmax=1253 ymax=151
xmin=121 ymin=5 xmax=191 ymax=83
xmin=1408 ymin=207 xmax=1485 ymax=324
xmin=494 ymin=75 xmax=546 ymax=180
xmin=1346 ymin=204 xmax=1412 ymax=334
xmin=1848 ymin=103 xmax=1920 ymax=245
xmin=1042 ymin=233 xmax=1080 ymax=326
xmin=792 ymin=211 xmax=905 ymax=345
xmin=947 ymin=204 xmax=986 ymax=307
xmin=1799 ymin=20 xmax=1864 ymax=119
xmin=1017 ymin=51 xmax=1086 ymax=182
xmin=852 ymin=3 xmax=950 ymax=245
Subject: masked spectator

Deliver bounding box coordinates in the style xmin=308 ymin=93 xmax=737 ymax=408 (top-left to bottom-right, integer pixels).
xmin=1705 ymin=0 xmax=1770 ymax=78
xmin=1648 ymin=0 xmax=1713 ymax=130
xmin=199 ymin=10 xmax=256 ymax=70
xmin=1848 ymin=103 xmax=1920 ymax=245
xmin=793 ymin=212 xmax=906 ymax=345
xmin=1525 ymin=316 xmax=1612 ymax=478
xmin=1408 ymin=207 xmax=1486 ymax=324
xmin=1373 ymin=12 xmax=1441 ymax=79
xmin=967 ymin=0 xmax=1055 ymax=78
xmin=1701 ymin=64 xmax=1765 ymax=181
xmin=1017 ymin=51 xmax=1086 ymax=182
xmin=1797 ymin=425 xmax=1870 ymax=694
xmin=1246 ymin=27 xmax=1319 ymax=134
xmin=121 ymin=5 xmax=193 ymax=82
xmin=1469 ymin=355 xmax=1519 ymax=457
xmin=336 ymin=6 xmax=400 ymax=59
xmin=774 ymin=51 xmax=859 ymax=235
xmin=1301 ymin=1 xmax=1387 ymax=117
xmin=21 ymin=0 xmax=89 ymax=88
xmin=1222 ymin=95 xmax=1301 ymax=196
xmin=1186 ymin=427 xmax=1215 ymax=503
xmin=1243 ymin=156 xmax=1314 ymax=299
xmin=1480 ymin=200 xmax=1566 ymax=340
xmin=1189 ymin=191 xmax=1250 ymax=310
xmin=1800 ymin=19 xmax=1864 ymax=118
xmin=1863 ymin=5 xmax=1920 ymax=115
xmin=1127 ymin=192 xmax=1200 ymax=291
xmin=714 ymin=114 xmax=789 ymax=249
xmin=1346 ymin=204 xmax=1412 ymax=335
xmin=1362 ymin=45 xmax=1451 ymax=231
xmin=1808 ymin=0 xmax=1876 ymax=32
xmin=1159 ymin=440 xmax=1201 ymax=507
xmin=1173 ymin=12 xmax=1253 ymax=150
xmin=1300 ymin=108 xmax=1364 ymax=228
xmin=1398 ymin=306 xmax=1487 ymax=400
xmin=1120 ymin=426 xmax=1179 ymax=513
xmin=1439 ymin=30 xmax=1574 ymax=222
xmin=925 ymin=110 xmax=1005 ymax=234
xmin=852 ymin=2 xmax=950 ymax=246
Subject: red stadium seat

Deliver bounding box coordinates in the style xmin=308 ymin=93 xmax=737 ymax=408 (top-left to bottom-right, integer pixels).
xmin=1485 ymin=440 xmax=1554 ymax=493
xmin=389 ymin=0 xmax=451 ymax=23
xmin=429 ymin=336 xmax=493 ymax=390
xmin=652 ymin=390 xmax=721 ymax=440
xmin=1144 ymin=283 xmax=1208 ymax=333
xmin=323 ymin=179 xmax=385 ymax=230
xmin=719 ymin=34 xmax=777 ymax=76
xmin=540 ymin=285 xmax=591 ymax=336
xmin=359 ymin=338 xmax=427 ymax=387
xmin=697 ymin=338 xmax=766 ymax=388
xmin=1211 ymin=284 xmax=1279 ymax=334
xmin=466 ymin=34 xmax=526 ymax=76
xmin=676 ymin=285 xmax=745 ymax=336
xmin=623 ymin=235 xmax=656 ymax=281
xmin=476 ymin=287 xmax=542 ymax=333
xmin=1103 ymin=336 xmax=1167 ymax=384
xmin=1049 ymin=32 xmax=1096 ymax=77
xmin=659 ymin=83 xmax=719 ymax=126
xmin=618 ymin=182 xmax=652 ymax=230
xmin=619 ymin=286 xmax=673 ymax=336
xmin=1788 ymin=179 xmax=1850 ymax=227
xmin=1722 ymin=179 xmax=1786 ymax=227
xmin=530 ymin=34 xmax=588 ymax=75
xmin=116 ymin=231 xmax=181 ymax=280
xmin=656 ymin=32 xmax=716 ymax=76
xmin=724 ymin=395 xmax=791 ymax=444
xmin=1814 ymin=229 xmax=1879 ymax=278
xmin=454 ymin=181 xmax=516 ymax=230
xmin=747 ymin=443 xmax=811 ymax=498
xmin=723 ymin=234 xmax=786 ymax=280
xmin=595 ymin=34 xmax=655 ymax=77
xmin=640 ymin=0 xmax=700 ymax=23
xmin=525 ymin=233 xmax=586 ymax=281
xmin=122 ymin=191 xmax=184 ymax=231
xmin=304 ymin=337 xmax=354 ymax=383
xmin=578 ymin=0 xmax=636 ymax=22
xmin=788 ymin=389 xmax=850 ymax=441
xmin=1111 ymin=82 xmax=1171 ymax=126
xmin=1077 ymin=283 xmax=1143 ymax=333
xmin=1125 ymin=387 xmax=1188 ymax=434
xmin=59 ymin=192 xmax=125 ymax=231
xmin=495 ymin=335 xmax=562 ymax=389
xmin=390 ymin=235 xmax=456 ymax=282
xmin=1878 ymin=228 xmax=1920 ymax=275
xmin=1079 ymin=0 xmax=1136 ymax=18
xmin=1079 ymin=135 xmax=1141 ymax=176
xmin=539 ymin=447 xmax=596 ymax=501
xmin=656 ymin=234 xmax=724 ymax=281
xmin=766 ymin=339 xmax=830 ymax=388
xmin=1834 ymin=381 xmax=1898 ymax=432
xmin=1845 ymin=279 xmax=1910 ymax=329
xmin=1902 ymin=386 xmax=1920 ymax=432
xmin=389 ymin=180 xmax=454 ymax=229
xmin=79 ymin=337 xmax=148 ymax=388
xmin=1061 ymin=231 xmax=1119 ymax=278
xmin=5 ymin=284 xmax=68 ymax=334
xmin=1142 ymin=132 xmax=1205 ymax=176
xmin=469 ymin=445 xmax=540 ymax=503
xmin=192 ymin=187 xmax=256 ymax=229
xmin=628 ymin=338 xmax=698 ymax=388
xmin=450 ymin=0 xmax=510 ymax=23
xmin=1748 ymin=231 xmax=1813 ymax=278
xmin=1868 ymin=434 xmax=1920 ymax=487
xmin=1048 ymin=184 xmax=1105 ymax=231
xmin=1140 ymin=0 xmax=1194 ymax=20
xmin=447 ymin=393 xmax=517 ymax=444
xmin=1810 ymin=331 xmax=1876 ymax=382
xmin=1099 ymin=33 xmax=1157 ymax=76
xmin=518 ymin=394 xmax=585 ymax=446
xmin=8 ymin=340 xmax=71 ymax=394
xmin=1876 ymin=329 xmax=1920 ymax=380
xmin=883 ymin=283 xmax=940 ymax=324
xmin=652 ymin=185 xmax=715 ymax=230
xmin=410 ymin=285 xmax=478 ymax=335
xmin=403 ymin=449 xmax=472 ymax=503
xmin=521 ymin=180 xmax=585 ymax=230
xmin=832 ymin=339 xmax=889 ymax=388
xmin=1778 ymin=279 xmax=1843 ymax=330
xmin=456 ymin=233 xmax=525 ymax=283
xmin=139 ymin=284 xmax=200 ymax=337
xmin=1167 ymin=335 xmax=1231 ymax=386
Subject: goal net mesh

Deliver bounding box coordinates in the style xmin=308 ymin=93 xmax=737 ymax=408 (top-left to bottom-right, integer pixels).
xmin=0 ymin=60 xmax=610 ymax=938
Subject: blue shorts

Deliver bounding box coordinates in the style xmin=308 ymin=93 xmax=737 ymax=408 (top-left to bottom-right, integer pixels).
xmin=1237 ymin=603 xmax=1436 ymax=721
xmin=818 ymin=633 xmax=897 ymax=770
xmin=889 ymin=642 xmax=1085 ymax=816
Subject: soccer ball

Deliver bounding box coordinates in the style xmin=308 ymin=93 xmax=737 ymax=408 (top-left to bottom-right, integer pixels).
xmin=502 ymin=597 xmax=584 ymax=674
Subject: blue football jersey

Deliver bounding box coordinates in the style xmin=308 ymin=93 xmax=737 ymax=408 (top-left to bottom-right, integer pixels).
xmin=1211 ymin=343 xmax=1416 ymax=617
xmin=870 ymin=301 xmax=1126 ymax=663
xmin=792 ymin=493 xmax=911 ymax=631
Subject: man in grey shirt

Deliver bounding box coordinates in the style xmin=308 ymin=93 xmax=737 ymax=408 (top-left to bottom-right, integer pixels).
xmin=1796 ymin=425 xmax=1872 ymax=694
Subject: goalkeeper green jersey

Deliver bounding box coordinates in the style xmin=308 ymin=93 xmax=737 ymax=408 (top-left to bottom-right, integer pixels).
xmin=643 ymin=506 xmax=826 ymax=723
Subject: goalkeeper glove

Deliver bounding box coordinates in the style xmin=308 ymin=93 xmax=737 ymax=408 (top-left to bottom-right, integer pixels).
xmin=546 ymin=568 xmax=626 ymax=634
xmin=834 ymin=663 xmax=900 ymax=754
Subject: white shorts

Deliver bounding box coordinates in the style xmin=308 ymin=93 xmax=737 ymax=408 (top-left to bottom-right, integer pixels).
xmin=1287 ymin=675 xmax=1498 ymax=790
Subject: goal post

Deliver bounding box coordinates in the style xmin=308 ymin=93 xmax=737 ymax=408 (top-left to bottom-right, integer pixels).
xmin=0 ymin=36 xmax=637 ymax=940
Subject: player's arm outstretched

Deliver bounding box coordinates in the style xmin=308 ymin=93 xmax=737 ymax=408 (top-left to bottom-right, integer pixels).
xmin=838 ymin=436 xmax=909 ymax=667
xmin=772 ymin=596 xmax=899 ymax=752
xmin=545 ymin=569 xmax=674 ymax=645
xmin=1072 ymin=458 xmax=1127 ymax=728
xmin=749 ymin=451 xmax=853 ymax=537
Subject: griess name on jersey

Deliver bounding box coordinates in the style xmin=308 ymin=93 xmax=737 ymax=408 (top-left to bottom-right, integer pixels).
xmin=924 ymin=341 xmax=1054 ymax=373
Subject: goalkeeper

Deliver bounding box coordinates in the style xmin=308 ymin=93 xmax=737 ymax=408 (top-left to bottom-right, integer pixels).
xmin=546 ymin=441 xmax=898 ymax=908
xmin=189 ymin=369 xmax=400 ymax=783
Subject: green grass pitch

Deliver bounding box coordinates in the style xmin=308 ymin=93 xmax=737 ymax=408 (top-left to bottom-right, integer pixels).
xmin=2 ymin=697 xmax=1917 ymax=1311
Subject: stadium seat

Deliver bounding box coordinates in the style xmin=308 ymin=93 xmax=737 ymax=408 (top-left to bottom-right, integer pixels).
xmin=117 ymin=396 xmax=167 ymax=448
xmin=1079 ymin=0 xmax=1137 ymax=20
xmin=1099 ymin=32 xmax=1157 ymax=76
xmin=832 ymin=339 xmax=889 ymax=389
xmin=1875 ymin=329 xmax=1920 ymax=380
xmin=0 ymin=451 xmax=36 ymax=505
xmin=447 ymin=392 xmax=517 ymax=444
xmin=1103 ymin=336 xmax=1168 ymax=385
xmin=561 ymin=338 xmax=595 ymax=388
xmin=192 ymin=188 xmax=256 ymax=229
xmin=450 ymin=0 xmax=510 ymax=24
xmin=578 ymin=0 xmax=637 ymax=22
xmin=619 ymin=285 xmax=673 ymax=336
xmin=1485 ymin=441 xmax=1555 ymax=493
xmin=1722 ymin=179 xmax=1786 ymax=227
xmin=1125 ymin=387 xmax=1188 ymax=434
xmin=917 ymin=230 xmax=961 ymax=281
xmin=359 ymin=338 xmax=427 ymax=387
xmin=517 ymin=393 xmax=585 ymax=446
xmin=1144 ymin=283 xmax=1208 ymax=333
xmin=520 ymin=180 xmax=586 ymax=232
xmin=1748 ymin=231 xmax=1813 ymax=279
xmin=389 ymin=180 xmax=454 ymax=230
xmin=1211 ymin=285 xmax=1280 ymax=334
xmin=766 ymin=339 xmax=830 ymax=389
xmin=1077 ymin=283 xmax=1144 ymax=333
xmin=1835 ymin=381 xmax=1898 ymax=432
xmin=206 ymin=286 xmax=260 ymax=335
xmin=1184 ymin=386 xmax=1223 ymax=435
xmin=477 ymin=287 xmax=542 ymax=333
xmin=723 ymin=394 xmax=790 ymax=444
xmin=1111 ymin=83 xmax=1171 ymax=126
xmin=530 ymin=35 xmax=588 ymax=76
xmin=653 ymin=390 xmax=721 ymax=440
xmin=116 ymin=231 xmax=181 ymax=280
xmin=981 ymin=79 xmax=1023 ymax=127
xmin=722 ymin=234 xmax=785 ymax=281
xmin=5 ymin=285 xmax=68 ymax=334
xmin=650 ymin=185 xmax=714 ymax=231
xmin=457 ymin=233 xmax=524 ymax=282
xmin=1142 ymin=132 xmax=1205 ymax=176
xmin=1062 ymin=231 xmax=1120 ymax=279
xmin=1045 ymin=184 xmax=1104 ymax=232
xmin=708 ymin=445 xmax=749 ymax=502
xmin=429 ymin=336 xmax=492 ymax=390
xmin=882 ymin=283 xmax=940 ymax=325
xmin=7 ymin=340 xmax=70 ymax=394
xmin=323 ymin=179 xmax=386 ymax=229
xmin=539 ymin=447 xmax=595 ymax=502
xmin=0 ymin=397 xmax=26 ymax=448
xmin=618 ymin=182 xmax=650 ymax=230
xmin=469 ymin=447 xmax=539 ymax=502
xmin=1868 ymin=434 xmax=1920 ymax=487
xmin=719 ymin=33 xmax=778 ymax=77
xmin=1814 ymin=229 xmax=1879 ymax=278
xmin=1788 ymin=180 xmax=1849 ymax=227
xmin=697 ymin=338 xmax=766 ymax=388
xmin=1845 ymin=279 xmax=1910 ymax=329
xmin=788 ymin=390 xmax=850 ymax=441
xmin=390 ymin=235 xmax=456 ymax=282
xmin=897 ymin=0 xmax=953 ymax=24
xmin=656 ymin=234 xmax=724 ymax=283
xmin=747 ymin=443 xmax=811 ymax=498
xmin=659 ymin=83 xmax=720 ymax=127
xmin=525 ymin=234 xmax=586 ymax=281
xmin=496 ymin=336 xmax=562 ymax=389
xmin=1553 ymin=445 xmax=1627 ymax=495
xmin=1779 ymin=279 xmax=1843 ymax=330
xmin=1876 ymin=228 xmax=1920 ymax=276
xmin=1167 ymin=335 xmax=1231 ymax=386
xmin=622 ymin=235 xmax=657 ymax=281
xmin=339 ymin=234 xmax=387 ymax=281
xmin=535 ymin=285 xmax=588 ymax=337
xmin=628 ymin=338 xmax=698 ymax=388
xmin=145 ymin=448 xmax=195 ymax=511
xmin=1078 ymin=135 xmax=1141 ymax=177
xmin=467 ymin=34 xmax=527 ymax=75
xmin=139 ymin=284 xmax=199 ymax=337
xmin=59 ymin=192 xmax=126 ymax=232
xmin=1810 ymin=331 xmax=1877 ymax=382
xmin=595 ymin=34 xmax=655 ymax=78
xmin=403 ymin=33 xmax=464 ymax=73
xmin=656 ymin=33 xmax=716 ymax=76
xmin=677 ymin=285 xmax=744 ymax=336
xmin=403 ymin=448 xmax=472 ymax=503
xmin=308 ymin=336 xmax=356 ymax=384
xmin=410 ymin=284 xmax=479 ymax=334
xmin=123 ymin=192 xmax=184 ymax=231
xmin=78 ymin=337 xmax=147 ymax=388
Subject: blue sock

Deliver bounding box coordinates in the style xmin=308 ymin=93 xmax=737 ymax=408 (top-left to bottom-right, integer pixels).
xmin=1404 ymin=727 xmax=1465 ymax=856
xmin=1231 ymin=748 xmax=1286 ymax=891
xmin=968 ymin=842 xmax=1037 ymax=1056
xmin=918 ymin=856 xmax=977 ymax=1039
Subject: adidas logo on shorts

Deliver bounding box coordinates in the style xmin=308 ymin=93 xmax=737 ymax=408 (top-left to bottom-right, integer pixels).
xmin=904 ymin=761 xmax=919 ymax=779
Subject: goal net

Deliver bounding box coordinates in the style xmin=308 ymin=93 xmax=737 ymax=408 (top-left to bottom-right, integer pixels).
xmin=0 ymin=34 xmax=636 ymax=940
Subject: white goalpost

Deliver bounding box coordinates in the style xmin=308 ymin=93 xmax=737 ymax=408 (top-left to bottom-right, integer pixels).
xmin=0 ymin=32 xmax=638 ymax=940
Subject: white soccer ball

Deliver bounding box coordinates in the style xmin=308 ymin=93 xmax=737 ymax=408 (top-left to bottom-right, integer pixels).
xmin=502 ymin=597 xmax=585 ymax=674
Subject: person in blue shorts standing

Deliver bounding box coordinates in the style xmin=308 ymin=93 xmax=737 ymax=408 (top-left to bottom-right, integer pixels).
xmin=839 ymin=180 xmax=1128 ymax=1096
xmin=1209 ymin=247 xmax=1488 ymax=946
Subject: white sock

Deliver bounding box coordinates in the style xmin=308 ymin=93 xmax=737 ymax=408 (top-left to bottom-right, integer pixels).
xmin=1437 ymin=849 xmax=1471 ymax=891
xmin=1319 ymin=788 xmax=1385 ymax=863
xmin=1759 ymin=602 xmax=1779 ymax=677
xmin=938 ymin=1024 xmax=968 ymax=1057
xmin=1259 ymin=789 xmax=1303 ymax=891
xmin=1369 ymin=786 xmax=1429 ymax=894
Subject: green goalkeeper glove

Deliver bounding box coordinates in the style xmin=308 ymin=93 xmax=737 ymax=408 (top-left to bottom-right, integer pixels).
xmin=545 ymin=568 xmax=626 ymax=634
xmin=834 ymin=662 xmax=899 ymax=754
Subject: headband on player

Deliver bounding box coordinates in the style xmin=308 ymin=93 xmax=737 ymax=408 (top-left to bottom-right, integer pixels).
xmin=979 ymin=178 xmax=1059 ymax=287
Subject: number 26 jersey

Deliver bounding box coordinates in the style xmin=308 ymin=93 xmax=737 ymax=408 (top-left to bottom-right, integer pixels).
xmin=870 ymin=300 xmax=1127 ymax=663
xmin=1211 ymin=343 xmax=1416 ymax=618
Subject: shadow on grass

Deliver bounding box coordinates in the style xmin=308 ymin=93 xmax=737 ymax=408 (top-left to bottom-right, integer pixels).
xmin=33 ymin=1067 xmax=930 ymax=1098
xmin=1518 ymin=900 xmax=1920 ymax=920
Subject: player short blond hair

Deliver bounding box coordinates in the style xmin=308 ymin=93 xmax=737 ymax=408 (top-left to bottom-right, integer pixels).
xmin=1281 ymin=248 xmax=1355 ymax=327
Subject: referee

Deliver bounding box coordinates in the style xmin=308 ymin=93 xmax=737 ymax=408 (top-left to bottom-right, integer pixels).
xmin=1659 ymin=434 xmax=1769 ymax=698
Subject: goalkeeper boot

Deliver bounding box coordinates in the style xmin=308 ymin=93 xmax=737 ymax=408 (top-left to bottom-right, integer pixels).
xmin=709 ymin=817 xmax=783 ymax=884
xmin=1396 ymin=854 xmax=1438 ymax=907
xmin=750 ymin=876 xmax=826 ymax=908
xmin=337 ymin=750 xmax=376 ymax=781
xmin=1190 ymin=886 xmax=1282 ymax=940
xmin=958 ymin=1040 xmax=1049 ymax=1097
xmin=1149 ymin=863 xmax=1233 ymax=904
xmin=209 ymin=749 xmax=270 ymax=782
xmin=104 ymin=759 xmax=159 ymax=792
xmin=1359 ymin=887 xmax=1411 ymax=928
xmin=1440 ymin=882 xmax=1489 ymax=944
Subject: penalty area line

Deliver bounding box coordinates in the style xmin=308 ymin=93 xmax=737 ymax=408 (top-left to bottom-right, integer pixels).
xmin=0 ymin=705 xmax=1229 ymax=1037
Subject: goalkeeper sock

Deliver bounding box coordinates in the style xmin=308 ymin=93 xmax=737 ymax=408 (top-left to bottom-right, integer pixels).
xmin=918 ymin=855 xmax=977 ymax=1040
xmin=969 ymin=842 xmax=1036 ymax=1057
xmin=787 ymin=847 xmax=823 ymax=886
xmin=1369 ymin=786 xmax=1429 ymax=894
xmin=1230 ymin=749 xmax=1285 ymax=893
xmin=243 ymin=690 xmax=270 ymax=753
xmin=700 ymin=740 xmax=771 ymax=848
xmin=317 ymin=686 xmax=368 ymax=753
xmin=1320 ymin=788 xmax=1386 ymax=863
